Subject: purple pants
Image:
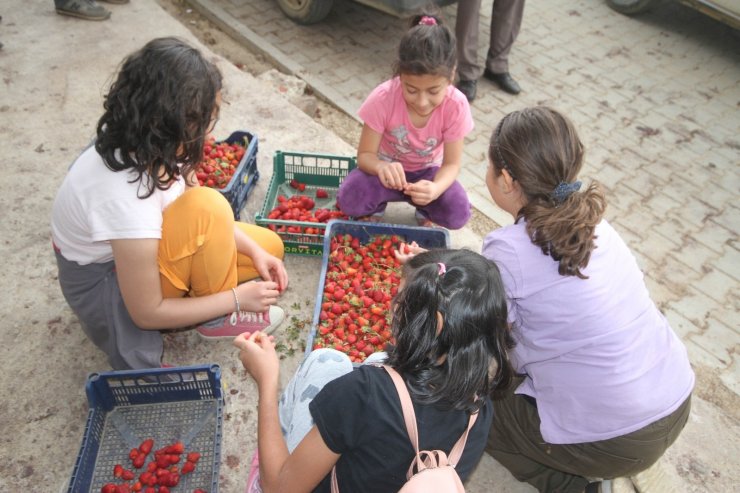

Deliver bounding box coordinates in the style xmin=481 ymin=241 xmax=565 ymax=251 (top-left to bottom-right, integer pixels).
xmin=337 ymin=166 xmax=471 ymax=229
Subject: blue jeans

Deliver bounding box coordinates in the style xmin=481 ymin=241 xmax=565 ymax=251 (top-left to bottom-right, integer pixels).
xmin=279 ymin=349 xmax=387 ymax=452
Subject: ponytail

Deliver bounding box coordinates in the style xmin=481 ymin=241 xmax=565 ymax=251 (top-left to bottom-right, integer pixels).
xmin=519 ymin=183 xmax=606 ymax=278
xmin=489 ymin=106 xmax=606 ymax=278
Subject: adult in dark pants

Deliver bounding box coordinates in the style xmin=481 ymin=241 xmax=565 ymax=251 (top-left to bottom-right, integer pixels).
xmin=53 ymin=0 xmax=129 ymax=21
xmin=455 ymin=0 xmax=525 ymax=100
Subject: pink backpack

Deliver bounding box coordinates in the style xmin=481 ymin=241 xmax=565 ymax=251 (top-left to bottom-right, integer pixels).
xmin=331 ymin=365 xmax=478 ymax=493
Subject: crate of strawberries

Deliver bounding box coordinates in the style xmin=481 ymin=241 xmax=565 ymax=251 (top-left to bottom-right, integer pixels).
xmin=195 ymin=131 xmax=259 ymax=220
xmin=66 ymin=365 xmax=223 ymax=493
xmin=307 ymin=220 xmax=450 ymax=364
xmin=255 ymin=150 xmax=357 ymax=256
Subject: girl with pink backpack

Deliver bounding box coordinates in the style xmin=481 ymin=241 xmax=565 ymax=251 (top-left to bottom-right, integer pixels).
xmin=234 ymin=248 xmax=515 ymax=492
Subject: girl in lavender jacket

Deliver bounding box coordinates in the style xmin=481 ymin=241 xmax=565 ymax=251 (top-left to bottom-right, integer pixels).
xmin=482 ymin=106 xmax=694 ymax=493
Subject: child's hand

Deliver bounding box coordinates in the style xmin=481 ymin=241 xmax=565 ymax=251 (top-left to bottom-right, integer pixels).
xmin=404 ymin=180 xmax=440 ymax=206
xmin=234 ymin=331 xmax=279 ymax=390
xmin=378 ymin=161 xmax=407 ymax=191
xmin=394 ymin=241 xmax=426 ymax=264
xmin=236 ymin=281 xmax=281 ymax=313
xmin=251 ymin=249 xmax=289 ymax=293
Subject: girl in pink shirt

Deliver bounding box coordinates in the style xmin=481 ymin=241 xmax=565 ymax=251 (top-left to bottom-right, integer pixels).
xmin=337 ymin=13 xmax=474 ymax=229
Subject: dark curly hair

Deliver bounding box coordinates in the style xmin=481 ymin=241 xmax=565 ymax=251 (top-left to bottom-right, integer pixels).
xmin=393 ymin=12 xmax=457 ymax=79
xmin=385 ymin=249 xmax=515 ymax=413
xmin=489 ymin=107 xmax=607 ymax=279
xmin=95 ymin=37 xmax=223 ymax=198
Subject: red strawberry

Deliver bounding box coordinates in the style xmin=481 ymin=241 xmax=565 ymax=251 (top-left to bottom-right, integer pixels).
xmin=139 ymin=438 xmax=154 ymax=455
xmin=142 ymin=471 xmax=158 ymax=486
xmin=101 ymin=484 xmax=117 ymax=493
xmin=113 ymin=464 xmax=124 ymax=478
xmin=181 ymin=461 xmax=195 ymax=474
xmin=166 ymin=441 xmax=185 ymax=454
xmin=156 ymin=454 xmax=170 ymax=469
xmin=186 ymin=452 xmax=201 ymax=463
xmin=132 ymin=454 xmax=146 ymax=469
xmin=316 ymin=188 xmax=329 ymax=199
xmin=122 ymin=469 xmax=135 ymax=481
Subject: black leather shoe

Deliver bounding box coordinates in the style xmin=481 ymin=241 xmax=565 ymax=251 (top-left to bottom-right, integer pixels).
xmin=483 ymin=69 xmax=521 ymax=95
xmin=456 ymin=79 xmax=477 ymax=102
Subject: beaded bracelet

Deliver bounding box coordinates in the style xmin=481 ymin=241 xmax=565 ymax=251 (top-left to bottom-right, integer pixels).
xmin=231 ymin=287 xmax=240 ymax=313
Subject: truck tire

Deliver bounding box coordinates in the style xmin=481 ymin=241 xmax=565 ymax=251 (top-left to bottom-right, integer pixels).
xmin=276 ymin=0 xmax=334 ymax=24
xmin=606 ymin=0 xmax=659 ymax=15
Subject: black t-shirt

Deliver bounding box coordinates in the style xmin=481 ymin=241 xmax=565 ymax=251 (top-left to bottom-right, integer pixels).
xmin=309 ymin=365 xmax=493 ymax=493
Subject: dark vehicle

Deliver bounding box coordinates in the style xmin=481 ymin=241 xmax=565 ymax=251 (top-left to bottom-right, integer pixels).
xmin=606 ymin=0 xmax=740 ymax=30
xmin=276 ymin=0 xmax=457 ymax=25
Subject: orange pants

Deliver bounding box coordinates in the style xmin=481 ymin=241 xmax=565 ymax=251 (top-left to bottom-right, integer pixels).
xmin=157 ymin=187 xmax=284 ymax=298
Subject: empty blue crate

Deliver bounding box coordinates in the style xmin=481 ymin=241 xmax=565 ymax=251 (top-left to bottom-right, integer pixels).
xmin=67 ymin=364 xmax=224 ymax=493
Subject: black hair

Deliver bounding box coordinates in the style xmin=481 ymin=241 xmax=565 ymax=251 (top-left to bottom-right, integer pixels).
xmin=95 ymin=37 xmax=223 ymax=198
xmin=393 ymin=12 xmax=457 ymax=79
xmin=385 ymin=249 xmax=515 ymax=413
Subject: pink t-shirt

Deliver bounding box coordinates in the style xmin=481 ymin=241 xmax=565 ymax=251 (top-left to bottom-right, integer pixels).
xmin=358 ymin=77 xmax=473 ymax=172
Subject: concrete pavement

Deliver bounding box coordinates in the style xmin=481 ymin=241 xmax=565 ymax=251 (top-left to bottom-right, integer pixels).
xmin=0 ymin=0 xmax=737 ymax=491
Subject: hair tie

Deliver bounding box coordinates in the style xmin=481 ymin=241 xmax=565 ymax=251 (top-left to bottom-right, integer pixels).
xmin=551 ymin=180 xmax=582 ymax=204
xmin=437 ymin=262 xmax=446 ymax=276
xmin=419 ymin=15 xmax=437 ymax=26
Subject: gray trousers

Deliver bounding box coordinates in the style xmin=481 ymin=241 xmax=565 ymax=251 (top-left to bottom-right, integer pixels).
xmin=55 ymin=250 xmax=163 ymax=370
xmin=455 ymin=0 xmax=525 ymax=80
xmin=487 ymin=382 xmax=692 ymax=493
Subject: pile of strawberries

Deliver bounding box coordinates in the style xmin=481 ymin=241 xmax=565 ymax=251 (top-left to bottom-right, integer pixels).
xmin=100 ymin=439 xmax=206 ymax=493
xmin=194 ymin=135 xmax=248 ymax=189
xmin=265 ymin=193 xmax=347 ymax=235
xmin=312 ymin=233 xmax=404 ymax=362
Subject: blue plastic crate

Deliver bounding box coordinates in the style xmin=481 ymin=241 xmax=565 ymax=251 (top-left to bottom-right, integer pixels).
xmin=305 ymin=220 xmax=450 ymax=360
xmin=215 ymin=131 xmax=259 ymax=220
xmin=67 ymin=364 xmax=223 ymax=493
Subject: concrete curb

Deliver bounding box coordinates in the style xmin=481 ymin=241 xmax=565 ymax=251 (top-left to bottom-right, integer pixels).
xmin=189 ymin=0 xmax=364 ymax=125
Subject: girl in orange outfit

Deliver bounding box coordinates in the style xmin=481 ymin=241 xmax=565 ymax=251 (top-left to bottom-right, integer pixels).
xmin=51 ymin=37 xmax=288 ymax=370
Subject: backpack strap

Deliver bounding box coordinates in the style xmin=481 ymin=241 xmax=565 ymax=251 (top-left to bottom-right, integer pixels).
xmin=383 ymin=365 xmax=421 ymax=453
xmin=331 ymin=366 xmax=479 ymax=493
xmin=448 ymin=410 xmax=478 ymax=466
xmin=383 ymin=365 xmax=478 ymax=467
